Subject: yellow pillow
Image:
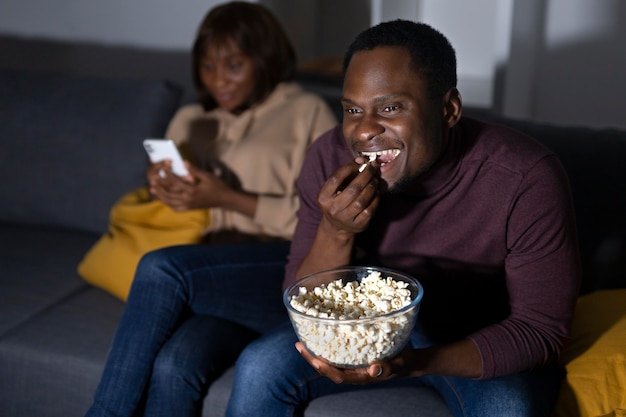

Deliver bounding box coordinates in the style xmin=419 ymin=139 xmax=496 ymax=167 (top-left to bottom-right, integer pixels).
xmin=78 ymin=187 xmax=210 ymax=301
xmin=553 ymin=289 xmax=626 ymax=417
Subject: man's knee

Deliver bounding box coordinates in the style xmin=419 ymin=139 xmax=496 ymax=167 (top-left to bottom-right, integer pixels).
xmin=235 ymin=325 xmax=300 ymax=379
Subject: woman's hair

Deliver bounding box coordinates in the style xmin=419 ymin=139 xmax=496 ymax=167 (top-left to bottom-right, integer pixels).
xmin=192 ymin=1 xmax=297 ymax=111
xmin=343 ymin=20 xmax=457 ymax=102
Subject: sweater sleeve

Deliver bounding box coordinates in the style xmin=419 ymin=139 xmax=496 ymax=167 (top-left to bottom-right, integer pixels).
xmin=283 ymin=126 xmax=346 ymax=289
xmin=469 ymin=155 xmax=581 ymax=379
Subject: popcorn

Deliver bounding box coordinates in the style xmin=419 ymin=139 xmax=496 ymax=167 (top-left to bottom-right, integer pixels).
xmin=288 ymin=271 xmax=416 ymax=367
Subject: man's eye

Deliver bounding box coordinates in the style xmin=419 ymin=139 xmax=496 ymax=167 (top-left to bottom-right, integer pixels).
xmin=344 ymin=108 xmax=360 ymax=115
xmin=383 ymin=105 xmax=399 ymax=112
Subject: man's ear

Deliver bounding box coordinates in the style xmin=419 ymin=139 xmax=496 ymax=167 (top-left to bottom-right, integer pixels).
xmin=442 ymin=88 xmax=462 ymax=128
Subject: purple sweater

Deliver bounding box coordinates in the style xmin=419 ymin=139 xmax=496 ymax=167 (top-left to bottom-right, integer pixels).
xmin=285 ymin=118 xmax=581 ymax=379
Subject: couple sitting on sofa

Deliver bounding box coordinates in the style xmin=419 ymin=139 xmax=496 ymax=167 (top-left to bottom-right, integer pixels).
xmin=81 ymin=2 xmax=587 ymax=417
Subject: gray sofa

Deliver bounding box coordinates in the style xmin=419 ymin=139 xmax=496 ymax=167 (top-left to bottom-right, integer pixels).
xmin=0 ymin=66 xmax=453 ymax=417
xmin=1 ymin=64 xmax=625 ymax=417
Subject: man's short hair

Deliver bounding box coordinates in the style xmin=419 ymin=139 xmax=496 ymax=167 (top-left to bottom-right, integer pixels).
xmin=343 ymin=20 xmax=457 ymax=101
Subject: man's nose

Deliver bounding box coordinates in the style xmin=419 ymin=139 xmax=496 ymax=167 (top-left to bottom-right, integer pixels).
xmin=355 ymin=114 xmax=384 ymax=142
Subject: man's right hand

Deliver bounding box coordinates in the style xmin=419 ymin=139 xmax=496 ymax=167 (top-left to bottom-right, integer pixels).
xmin=317 ymin=156 xmax=383 ymax=235
xmin=294 ymin=156 xmax=383 ymax=280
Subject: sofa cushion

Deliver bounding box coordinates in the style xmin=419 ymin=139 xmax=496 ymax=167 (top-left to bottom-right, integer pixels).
xmin=304 ymin=386 xmax=453 ymax=417
xmin=553 ymin=289 xmax=626 ymax=417
xmin=0 ymin=223 xmax=99 ymax=336
xmin=0 ymin=69 xmax=182 ymax=234
xmin=0 ymin=287 xmax=124 ymax=417
xmin=203 ymin=367 xmax=453 ymax=417
xmin=77 ymin=187 xmax=209 ymax=301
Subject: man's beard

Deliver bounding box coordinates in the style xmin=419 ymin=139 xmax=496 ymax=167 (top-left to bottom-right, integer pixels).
xmin=386 ymin=174 xmax=412 ymax=194
xmin=385 ymin=166 xmax=431 ymax=196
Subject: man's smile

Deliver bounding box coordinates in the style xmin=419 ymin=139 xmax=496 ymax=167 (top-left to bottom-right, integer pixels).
xmin=360 ymin=149 xmax=401 ymax=167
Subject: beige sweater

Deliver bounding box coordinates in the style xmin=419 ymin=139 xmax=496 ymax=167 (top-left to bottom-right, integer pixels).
xmin=165 ymin=82 xmax=337 ymax=240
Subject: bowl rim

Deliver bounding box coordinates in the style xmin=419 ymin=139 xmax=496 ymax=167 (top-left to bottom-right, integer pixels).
xmin=283 ymin=265 xmax=424 ymax=324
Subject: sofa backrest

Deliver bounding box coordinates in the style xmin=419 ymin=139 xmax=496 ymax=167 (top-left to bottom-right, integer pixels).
xmin=479 ymin=115 xmax=626 ymax=294
xmin=0 ymin=69 xmax=183 ymax=235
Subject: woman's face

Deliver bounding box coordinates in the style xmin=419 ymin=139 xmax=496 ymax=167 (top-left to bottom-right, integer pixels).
xmin=199 ymin=38 xmax=256 ymax=112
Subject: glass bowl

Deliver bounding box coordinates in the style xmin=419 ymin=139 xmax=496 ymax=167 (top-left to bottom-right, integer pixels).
xmin=283 ymin=266 xmax=423 ymax=368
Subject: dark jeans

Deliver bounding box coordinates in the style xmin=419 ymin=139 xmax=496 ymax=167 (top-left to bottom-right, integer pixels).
xmin=84 ymin=242 xmax=290 ymax=417
xmin=225 ymin=322 xmax=564 ymax=417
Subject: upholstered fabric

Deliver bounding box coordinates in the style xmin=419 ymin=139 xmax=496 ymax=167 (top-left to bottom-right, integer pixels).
xmin=554 ymin=289 xmax=626 ymax=417
xmin=0 ymin=224 xmax=97 ymax=336
xmin=0 ymin=68 xmax=182 ymax=234
xmin=78 ymin=187 xmax=209 ymax=300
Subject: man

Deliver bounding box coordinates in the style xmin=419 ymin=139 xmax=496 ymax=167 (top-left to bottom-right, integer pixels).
xmin=225 ymin=20 xmax=581 ymax=416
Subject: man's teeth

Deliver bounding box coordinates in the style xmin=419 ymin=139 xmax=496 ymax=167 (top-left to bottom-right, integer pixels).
xmin=361 ymin=149 xmax=400 ymax=163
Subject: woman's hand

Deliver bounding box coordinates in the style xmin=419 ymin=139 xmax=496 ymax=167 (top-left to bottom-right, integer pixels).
xmin=148 ymin=161 xmax=231 ymax=212
xmin=148 ymin=161 xmax=258 ymax=216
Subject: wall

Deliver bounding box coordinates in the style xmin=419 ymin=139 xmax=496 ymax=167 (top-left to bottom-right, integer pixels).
xmin=501 ymin=0 xmax=626 ymax=129
xmin=0 ymin=0 xmax=216 ymax=50
xmin=532 ymin=0 xmax=626 ymax=128
xmin=261 ymin=0 xmax=370 ymax=62
xmin=412 ymin=0 xmax=515 ymax=110
xmin=1 ymin=0 xmax=624 ymax=129
xmin=370 ymin=0 xmax=626 ymax=129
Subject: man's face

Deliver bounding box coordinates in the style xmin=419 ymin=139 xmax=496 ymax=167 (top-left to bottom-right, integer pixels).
xmin=341 ymin=46 xmax=449 ymax=192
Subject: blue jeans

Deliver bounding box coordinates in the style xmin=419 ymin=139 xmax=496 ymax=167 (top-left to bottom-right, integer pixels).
xmin=84 ymin=242 xmax=290 ymax=417
xmin=225 ymin=322 xmax=564 ymax=417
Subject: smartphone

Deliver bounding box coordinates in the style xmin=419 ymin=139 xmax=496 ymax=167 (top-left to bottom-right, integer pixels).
xmin=143 ymin=138 xmax=190 ymax=177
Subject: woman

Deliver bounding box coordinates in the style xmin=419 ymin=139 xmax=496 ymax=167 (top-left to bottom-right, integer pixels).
xmin=151 ymin=0 xmax=334 ymax=242
xmin=84 ymin=2 xmax=336 ymax=416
